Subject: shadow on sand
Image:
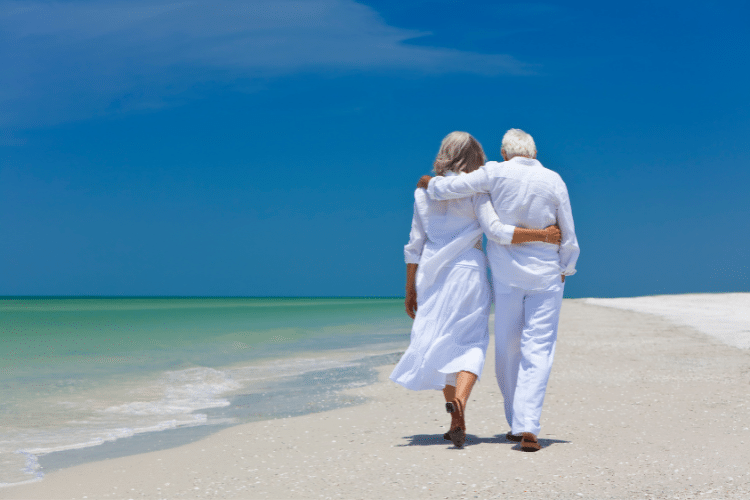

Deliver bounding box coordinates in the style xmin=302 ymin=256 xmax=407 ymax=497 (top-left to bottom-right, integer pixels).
xmin=397 ymin=433 xmax=569 ymax=450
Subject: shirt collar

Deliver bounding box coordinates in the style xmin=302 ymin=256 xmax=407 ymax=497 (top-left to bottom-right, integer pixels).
xmin=508 ymin=156 xmax=538 ymax=167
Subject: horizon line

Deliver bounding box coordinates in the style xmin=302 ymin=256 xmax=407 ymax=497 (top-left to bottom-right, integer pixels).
xmin=0 ymin=295 xmax=405 ymax=299
xmin=1 ymin=292 xmax=741 ymax=300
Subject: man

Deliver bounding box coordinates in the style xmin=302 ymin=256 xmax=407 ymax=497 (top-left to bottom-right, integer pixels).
xmin=418 ymin=129 xmax=579 ymax=451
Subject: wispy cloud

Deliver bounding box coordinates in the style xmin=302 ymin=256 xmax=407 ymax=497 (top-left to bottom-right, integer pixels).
xmin=0 ymin=0 xmax=531 ymax=128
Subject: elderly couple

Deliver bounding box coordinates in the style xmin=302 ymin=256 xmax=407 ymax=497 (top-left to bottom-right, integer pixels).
xmin=390 ymin=129 xmax=579 ymax=450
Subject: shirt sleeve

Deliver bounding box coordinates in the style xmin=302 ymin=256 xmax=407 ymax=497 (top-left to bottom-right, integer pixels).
xmin=473 ymin=193 xmax=516 ymax=245
xmin=404 ymin=199 xmax=427 ymax=264
xmin=426 ymin=166 xmax=492 ymax=200
xmin=556 ymin=181 xmax=580 ymax=276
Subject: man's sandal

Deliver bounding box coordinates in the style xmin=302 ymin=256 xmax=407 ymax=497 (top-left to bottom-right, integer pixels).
xmin=505 ymin=432 xmax=522 ymax=442
xmin=521 ymin=432 xmax=541 ymax=452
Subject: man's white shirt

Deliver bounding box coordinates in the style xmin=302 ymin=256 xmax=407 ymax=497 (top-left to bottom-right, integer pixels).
xmin=427 ymin=156 xmax=579 ymax=291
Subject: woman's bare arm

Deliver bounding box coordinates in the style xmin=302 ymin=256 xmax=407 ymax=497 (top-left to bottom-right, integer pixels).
xmin=512 ymin=226 xmax=561 ymax=244
xmin=474 ymin=194 xmax=561 ymax=245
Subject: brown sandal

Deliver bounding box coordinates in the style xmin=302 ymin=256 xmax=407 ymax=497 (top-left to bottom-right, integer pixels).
xmin=443 ymin=403 xmax=462 ymax=441
xmin=505 ymin=432 xmax=522 ymax=442
xmin=445 ymin=399 xmax=466 ymax=448
xmin=520 ymin=432 xmax=541 ymax=452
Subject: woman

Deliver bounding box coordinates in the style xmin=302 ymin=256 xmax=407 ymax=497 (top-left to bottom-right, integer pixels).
xmin=390 ymin=131 xmax=560 ymax=448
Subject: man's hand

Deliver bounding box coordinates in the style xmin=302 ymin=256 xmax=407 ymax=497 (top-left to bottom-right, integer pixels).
xmin=417 ymin=175 xmax=433 ymax=189
xmin=543 ymin=225 xmax=562 ymax=245
xmin=405 ymin=288 xmax=418 ymax=319
xmin=561 ymin=274 xmax=565 ymax=283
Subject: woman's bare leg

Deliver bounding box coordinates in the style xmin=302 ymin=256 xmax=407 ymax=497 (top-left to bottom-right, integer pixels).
xmin=443 ymin=384 xmax=457 ymax=433
xmin=455 ymin=370 xmax=477 ymax=411
xmin=444 ymin=371 xmax=476 ymax=448
xmin=443 ymin=385 xmax=456 ymax=403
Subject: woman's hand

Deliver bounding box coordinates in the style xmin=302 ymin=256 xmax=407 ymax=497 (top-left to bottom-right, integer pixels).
xmin=417 ymin=175 xmax=433 ymax=189
xmin=405 ymin=287 xmax=418 ymax=319
xmin=405 ymin=263 xmax=419 ymax=319
xmin=543 ymin=224 xmax=562 ymax=245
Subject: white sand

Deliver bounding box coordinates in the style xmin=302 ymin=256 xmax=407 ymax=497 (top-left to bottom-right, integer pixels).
xmin=3 ymin=297 xmax=750 ymax=499
xmin=585 ymin=293 xmax=750 ymax=349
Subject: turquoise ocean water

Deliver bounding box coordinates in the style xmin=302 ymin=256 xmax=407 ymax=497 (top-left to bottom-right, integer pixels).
xmin=0 ymin=297 xmax=411 ymax=487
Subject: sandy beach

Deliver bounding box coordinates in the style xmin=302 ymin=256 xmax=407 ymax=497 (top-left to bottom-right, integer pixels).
xmin=3 ymin=297 xmax=750 ymax=500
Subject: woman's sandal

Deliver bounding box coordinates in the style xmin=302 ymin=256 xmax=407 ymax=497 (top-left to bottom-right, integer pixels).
xmin=444 ymin=399 xmax=466 ymax=448
xmin=443 ymin=403 xmax=461 ymax=441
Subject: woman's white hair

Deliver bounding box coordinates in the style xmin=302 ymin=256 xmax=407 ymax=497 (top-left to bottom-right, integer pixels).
xmin=501 ymin=128 xmax=536 ymax=159
xmin=433 ymin=131 xmax=487 ymax=176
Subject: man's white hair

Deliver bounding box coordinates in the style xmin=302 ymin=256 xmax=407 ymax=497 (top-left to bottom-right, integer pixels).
xmin=433 ymin=131 xmax=486 ymax=176
xmin=501 ymin=128 xmax=536 ymax=159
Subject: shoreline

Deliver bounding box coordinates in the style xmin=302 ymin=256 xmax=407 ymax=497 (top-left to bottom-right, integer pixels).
xmin=0 ymin=295 xmax=413 ymax=488
xmin=5 ymin=349 xmax=406 ymax=483
xmin=4 ymin=298 xmax=750 ymax=499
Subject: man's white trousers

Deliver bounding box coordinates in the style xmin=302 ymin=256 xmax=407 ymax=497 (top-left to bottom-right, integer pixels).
xmin=493 ymin=280 xmax=564 ymax=436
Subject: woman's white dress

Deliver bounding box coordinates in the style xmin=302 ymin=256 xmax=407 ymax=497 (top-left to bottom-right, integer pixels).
xmin=390 ymin=173 xmax=515 ymax=391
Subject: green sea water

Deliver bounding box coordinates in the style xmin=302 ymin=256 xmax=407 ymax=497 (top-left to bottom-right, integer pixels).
xmin=0 ymin=297 xmax=408 ymax=375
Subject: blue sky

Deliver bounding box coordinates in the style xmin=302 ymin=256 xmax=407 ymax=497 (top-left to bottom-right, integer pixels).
xmin=1 ymin=0 xmax=748 ymax=298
